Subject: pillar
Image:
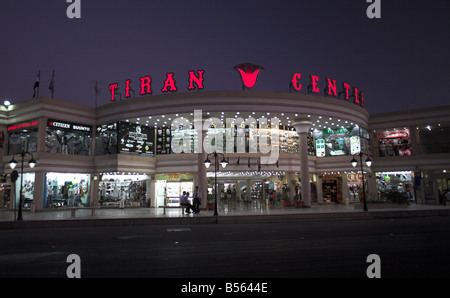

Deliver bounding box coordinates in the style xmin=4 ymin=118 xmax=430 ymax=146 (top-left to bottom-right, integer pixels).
xmin=246 ymin=179 xmax=252 ymax=202
xmin=293 ymin=118 xmax=313 ymax=207
xmin=236 ymin=180 xmax=241 ymax=201
xmin=33 ymin=171 xmax=44 ymax=211
xmin=316 ymin=175 xmax=323 ymax=204
xmin=341 ymin=174 xmax=350 ymax=204
xmin=90 ymin=175 xmax=99 ymax=207
xmin=366 ymin=173 xmax=377 ymax=202
xmin=149 ymin=176 xmax=155 ymax=207
xmin=195 ymin=111 xmax=208 ymax=209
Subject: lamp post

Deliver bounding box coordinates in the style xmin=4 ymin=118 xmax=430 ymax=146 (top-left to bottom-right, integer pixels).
xmin=350 ymin=152 xmax=372 ymax=212
xmin=9 ymin=151 xmax=36 ymax=220
xmin=204 ymin=152 xmax=228 ymax=216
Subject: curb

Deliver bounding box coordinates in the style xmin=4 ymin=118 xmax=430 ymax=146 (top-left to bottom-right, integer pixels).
xmin=0 ymin=209 xmax=449 ymax=230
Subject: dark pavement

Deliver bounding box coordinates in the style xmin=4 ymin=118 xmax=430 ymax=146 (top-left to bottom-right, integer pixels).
xmin=1 ymin=216 xmax=449 ymax=279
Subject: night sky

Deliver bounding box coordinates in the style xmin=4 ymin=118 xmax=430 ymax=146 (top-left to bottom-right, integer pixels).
xmin=1 ymin=0 xmax=449 ymax=114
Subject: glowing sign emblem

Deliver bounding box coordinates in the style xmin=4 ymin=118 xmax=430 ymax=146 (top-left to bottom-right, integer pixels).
xmin=233 ymin=63 xmax=264 ymax=89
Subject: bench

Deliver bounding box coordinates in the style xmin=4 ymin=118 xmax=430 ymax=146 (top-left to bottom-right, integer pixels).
xmin=70 ymin=208 xmax=97 ymax=218
xmin=161 ymin=205 xmax=185 ymax=215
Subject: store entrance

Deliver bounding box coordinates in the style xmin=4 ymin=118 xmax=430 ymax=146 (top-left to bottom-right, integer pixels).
xmin=154 ymin=173 xmax=194 ymax=207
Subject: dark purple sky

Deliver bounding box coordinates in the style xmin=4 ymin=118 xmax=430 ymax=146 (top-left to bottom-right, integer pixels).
xmin=1 ymin=0 xmax=449 ymax=114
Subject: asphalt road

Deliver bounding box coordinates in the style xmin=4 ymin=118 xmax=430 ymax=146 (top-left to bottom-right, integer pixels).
xmin=1 ymin=217 xmax=449 ymax=279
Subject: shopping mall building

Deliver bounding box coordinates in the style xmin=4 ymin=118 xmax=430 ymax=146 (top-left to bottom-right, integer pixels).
xmin=0 ymin=88 xmax=449 ymax=212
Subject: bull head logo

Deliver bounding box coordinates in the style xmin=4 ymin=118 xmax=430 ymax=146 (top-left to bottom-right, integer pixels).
xmin=233 ymin=63 xmax=264 ymax=89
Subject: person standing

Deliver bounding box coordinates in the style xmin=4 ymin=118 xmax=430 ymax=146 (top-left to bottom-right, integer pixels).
xmin=445 ymin=189 xmax=450 ymax=206
xmin=120 ymin=188 xmax=126 ymax=209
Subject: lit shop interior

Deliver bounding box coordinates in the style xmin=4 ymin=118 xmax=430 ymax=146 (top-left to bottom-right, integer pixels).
xmin=98 ymin=173 xmax=151 ymax=208
xmin=43 ymin=173 xmax=91 ymax=208
xmin=120 ymin=111 xmax=371 ymax=208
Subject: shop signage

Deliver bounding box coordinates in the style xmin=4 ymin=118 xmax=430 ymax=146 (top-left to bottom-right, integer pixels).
xmin=107 ymin=65 xmax=365 ymax=108
xmin=109 ymin=70 xmax=205 ymax=101
xmin=47 ymin=119 xmax=92 ymax=132
xmin=233 ymin=63 xmax=264 ymax=89
xmin=155 ymin=173 xmax=193 ymax=181
xmin=377 ymin=130 xmax=409 ymax=139
xmin=118 ymin=122 xmax=155 ymax=157
xmin=290 ymin=73 xmax=364 ymax=107
xmin=8 ymin=121 xmax=39 ymax=131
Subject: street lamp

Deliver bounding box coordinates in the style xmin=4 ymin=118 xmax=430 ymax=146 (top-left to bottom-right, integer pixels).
xmin=204 ymin=152 xmax=228 ymax=216
xmin=350 ymin=152 xmax=372 ymax=212
xmin=9 ymin=151 xmax=37 ymax=220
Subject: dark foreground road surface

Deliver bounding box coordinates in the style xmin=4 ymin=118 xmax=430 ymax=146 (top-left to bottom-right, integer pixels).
xmin=1 ymin=217 xmax=449 ymax=278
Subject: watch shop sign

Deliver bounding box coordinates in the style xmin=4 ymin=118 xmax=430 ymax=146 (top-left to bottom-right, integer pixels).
xmin=48 ymin=119 xmax=92 ymax=132
xmin=108 ymin=64 xmax=365 ymax=108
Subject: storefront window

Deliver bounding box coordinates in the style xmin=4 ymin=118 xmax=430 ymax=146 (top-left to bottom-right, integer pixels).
xmin=156 ymin=127 xmax=171 ymax=154
xmin=14 ymin=173 xmax=35 ymax=209
xmin=99 ymin=174 xmax=150 ymax=207
xmin=0 ymin=175 xmax=11 ymax=209
xmin=44 ymin=173 xmax=90 ymax=208
xmin=200 ymin=126 xmax=315 ymax=155
xmin=118 ymin=122 xmax=155 ymax=156
xmin=96 ymin=122 xmax=155 ymax=156
xmin=45 ymin=119 xmax=92 ymax=155
xmin=313 ymin=126 xmax=368 ymax=157
xmin=376 ymin=171 xmax=415 ymax=202
xmin=377 ymin=129 xmax=411 ymax=157
xmin=7 ymin=121 xmax=39 ymax=155
xmin=95 ymin=122 xmax=118 ymax=155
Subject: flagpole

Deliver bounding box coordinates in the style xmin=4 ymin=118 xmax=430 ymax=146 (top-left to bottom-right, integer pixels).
xmin=37 ymin=71 xmax=40 ymax=97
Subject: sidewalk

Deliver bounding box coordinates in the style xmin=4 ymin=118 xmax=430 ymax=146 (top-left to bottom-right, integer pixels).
xmin=1 ymin=202 xmax=450 ymax=229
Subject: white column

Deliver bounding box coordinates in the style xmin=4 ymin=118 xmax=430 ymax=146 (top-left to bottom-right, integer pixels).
xmin=195 ymin=112 xmax=208 ymax=209
xmin=293 ymin=119 xmax=313 ymax=207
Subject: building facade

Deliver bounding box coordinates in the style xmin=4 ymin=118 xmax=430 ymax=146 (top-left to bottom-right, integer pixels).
xmin=0 ymin=91 xmax=449 ymax=212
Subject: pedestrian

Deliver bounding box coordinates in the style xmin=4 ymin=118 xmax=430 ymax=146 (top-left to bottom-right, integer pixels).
xmin=120 ymin=188 xmax=126 ymax=209
xmin=445 ymin=189 xmax=450 ymax=206
xmin=193 ymin=186 xmax=202 ymax=213
xmin=180 ymin=191 xmax=194 ymax=214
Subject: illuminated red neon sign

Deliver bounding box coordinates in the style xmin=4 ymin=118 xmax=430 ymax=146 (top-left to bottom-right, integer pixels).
xmin=109 ymin=70 xmax=205 ymax=101
xmin=8 ymin=121 xmax=39 ymax=131
xmin=291 ymin=73 xmax=364 ymax=107
xmin=233 ymin=63 xmax=264 ymax=89
xmin=108 ymin=66 xmax=365 ymax=108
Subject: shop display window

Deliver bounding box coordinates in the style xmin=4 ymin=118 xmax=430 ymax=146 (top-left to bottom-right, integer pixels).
xmin=156 ymin=127 xmax=171 ymax=154
xmin=13 ymin=173 xmax=35 ymax=209
xmin=313 ymin=126 xmax=369 ymax=157
xmin=99 ymin=174 xmax=149 ymax=208
xmin=45 ymin=119 xmax=92 ymax=156
xmin=7 ymin=121 xmax=39 ymax=155
xmin=118 ymin=122 xmax=155 ymax=156
xmin=171 ymin=124 xmax=198 ymax=154
xmin=201 ymin=126 xmax=315 ymax=155
xmin=95 ymin=122 xmax=118 ymax=155
xmin=376 ymin=171 xmax=414 ymax=202
xmin=377 ymin=129 xmax=411 ymax=157
xmin=44 ymin=173 xmax=90 ymax=208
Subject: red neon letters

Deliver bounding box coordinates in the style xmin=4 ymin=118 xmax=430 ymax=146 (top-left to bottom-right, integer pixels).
xmin=290 ymin=73 xmax=364 ymax=107
xmin=110 ymin=70 xmax=205 ymax=101
xmin=161 ymin=73 xmax=177 ymax=92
